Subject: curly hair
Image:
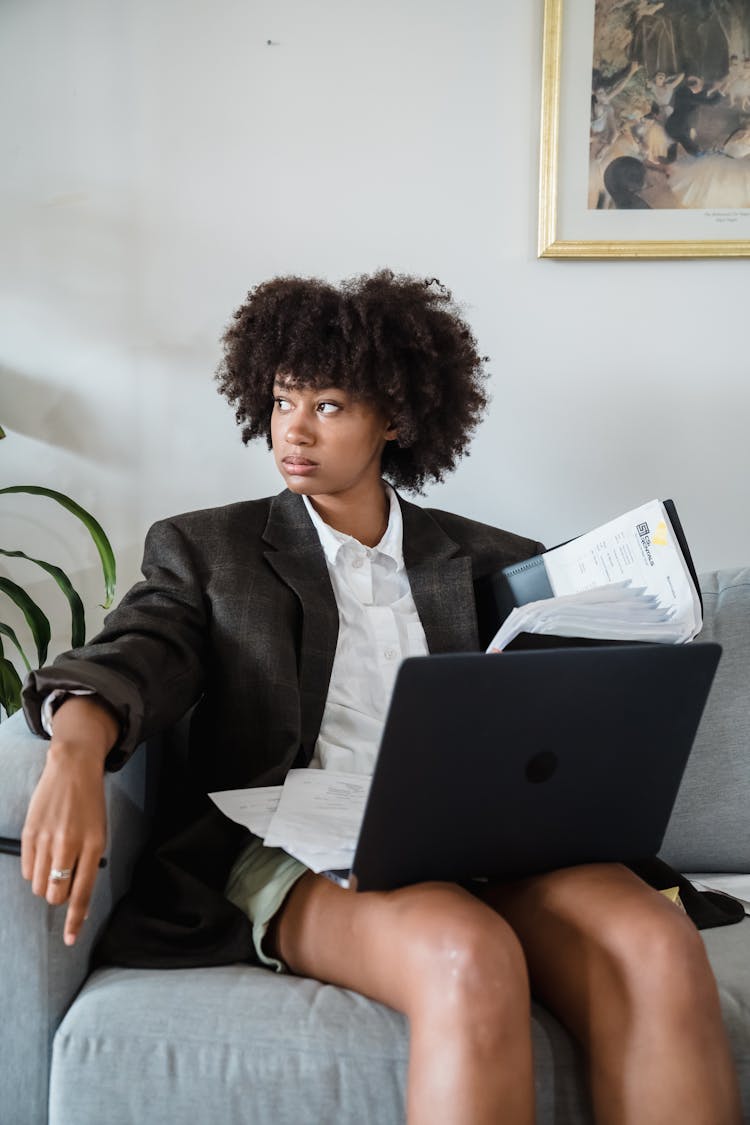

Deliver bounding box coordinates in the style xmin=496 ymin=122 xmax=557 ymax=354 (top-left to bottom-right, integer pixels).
xmin=215 ymin=269 xmax=489 ymax=493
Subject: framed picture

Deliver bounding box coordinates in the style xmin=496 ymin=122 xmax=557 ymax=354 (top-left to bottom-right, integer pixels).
xmin=539 ymin=0 xmax=750 ymax=258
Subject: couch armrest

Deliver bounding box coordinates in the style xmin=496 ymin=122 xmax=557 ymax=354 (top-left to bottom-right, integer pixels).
xmin=0 ymin=711 xmax=159 ymax=1124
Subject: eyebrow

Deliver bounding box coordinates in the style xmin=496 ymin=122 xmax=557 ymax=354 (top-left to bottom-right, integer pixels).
xmin=272 ymin=383 xmax=345 ymax=396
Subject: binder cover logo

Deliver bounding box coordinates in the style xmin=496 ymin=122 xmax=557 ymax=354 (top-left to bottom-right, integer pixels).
xmin=651 ymin=519 xmax=669 ymax=547
xmin=636 ymin=521 xmax=655 ymax=567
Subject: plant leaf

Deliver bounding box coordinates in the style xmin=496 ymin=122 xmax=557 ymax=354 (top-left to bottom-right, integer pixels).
xmin=0 ymin=621 xmax=32 ymax=671
xmin=0 ymin=578 xmax=51 ymax=665
xmin=0 ymin=485 xmax=116 ymax=608
xmin=0 ymin=653 xmax=23 ymax=717
xmin=0 ymin=549 xmax=85 ymax=648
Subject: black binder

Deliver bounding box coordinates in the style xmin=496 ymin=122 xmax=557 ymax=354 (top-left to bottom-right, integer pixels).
xmin=475 ymin=500 xmax=702 ymax=652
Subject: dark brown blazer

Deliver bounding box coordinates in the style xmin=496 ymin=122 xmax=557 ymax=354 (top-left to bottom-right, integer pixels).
xmin=23 ymin=489 xmax=543 ymax=967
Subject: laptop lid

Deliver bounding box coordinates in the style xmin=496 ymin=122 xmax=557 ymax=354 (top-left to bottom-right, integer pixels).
xmin=351 ymin=643 xmax=721 ymax=893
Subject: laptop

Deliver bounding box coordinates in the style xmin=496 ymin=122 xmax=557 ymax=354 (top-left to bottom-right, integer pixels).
xmin=343 ymin=642 xmax=721 ymax=892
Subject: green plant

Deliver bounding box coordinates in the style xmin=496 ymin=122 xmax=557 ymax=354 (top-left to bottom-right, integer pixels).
xmin=0 ymin=425 xmax=117 ymax=717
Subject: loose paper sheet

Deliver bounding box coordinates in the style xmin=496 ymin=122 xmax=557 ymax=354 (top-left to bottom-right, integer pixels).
xmin=208 ymin=785 xmax=282 ymax=839
xmin=209 ymin=769 xmax=371 ymax=875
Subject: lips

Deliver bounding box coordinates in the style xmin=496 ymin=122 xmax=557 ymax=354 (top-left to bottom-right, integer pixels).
xmin=282 ymin=456 xmax=319 ymax=474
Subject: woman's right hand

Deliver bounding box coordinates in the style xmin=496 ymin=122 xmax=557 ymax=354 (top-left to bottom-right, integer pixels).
xmin=21 ymin=696 xmax=119 ymax=946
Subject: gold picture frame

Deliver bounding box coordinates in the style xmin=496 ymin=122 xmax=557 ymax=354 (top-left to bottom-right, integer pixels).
xmin=538 ymin=0 xmax=750 ymax=258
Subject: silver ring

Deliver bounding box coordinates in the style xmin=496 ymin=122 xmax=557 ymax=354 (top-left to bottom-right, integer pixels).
xmin=49 ymin=868 xmax=72 ymax=883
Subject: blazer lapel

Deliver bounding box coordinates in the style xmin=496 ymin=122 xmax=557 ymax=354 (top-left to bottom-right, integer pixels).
xmin=399 ymin=495 xmax=480 ymax=653
xmin=262 ymin=491 xmax=338 ymax=759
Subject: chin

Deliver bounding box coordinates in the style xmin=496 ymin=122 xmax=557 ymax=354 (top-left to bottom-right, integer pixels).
xmin=280 ymin=475 xmax=317 ymax=495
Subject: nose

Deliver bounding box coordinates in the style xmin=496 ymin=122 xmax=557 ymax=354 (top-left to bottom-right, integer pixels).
xmin=283 ymin=409 xmax=314 ymax=447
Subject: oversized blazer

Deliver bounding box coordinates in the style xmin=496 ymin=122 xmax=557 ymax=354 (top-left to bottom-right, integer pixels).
xmin=23 ymin=489 xmax=544 ymax=967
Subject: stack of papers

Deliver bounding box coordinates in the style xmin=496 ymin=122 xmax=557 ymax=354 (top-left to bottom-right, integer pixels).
xmin=488 ymin=581 xmax=685 ymax=651
xmin=209 ymin=769 xmax=370 ymax=874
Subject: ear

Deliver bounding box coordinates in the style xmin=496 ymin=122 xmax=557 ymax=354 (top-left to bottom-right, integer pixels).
xmin=383 ymin=421 xmax=399 ymax=442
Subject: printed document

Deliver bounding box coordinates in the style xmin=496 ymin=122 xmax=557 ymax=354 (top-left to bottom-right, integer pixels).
xmin=209 ymin=769 xmax=371 ymax=874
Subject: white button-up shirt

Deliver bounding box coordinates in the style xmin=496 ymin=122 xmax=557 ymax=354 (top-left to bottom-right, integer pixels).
xmin=303 ymin=485 xmax=428 ymax=775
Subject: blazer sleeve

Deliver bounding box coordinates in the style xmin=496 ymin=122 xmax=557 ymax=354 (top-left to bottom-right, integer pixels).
xmin=22 ymin=517 xmax=209 ymax=770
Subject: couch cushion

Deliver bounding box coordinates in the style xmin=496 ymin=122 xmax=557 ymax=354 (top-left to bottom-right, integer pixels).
xmin=661 ymin=568 xmax=750 ymax=872
xmin=50 ymin=963 xmax=594 ymax=1125
xmin=49 ymin=920 xmax=750 ymax=1125
xmin=702 ymin=919 xmax=750 ymax=1114
xmin=50 ymin=966 xmax=409 ymax=1125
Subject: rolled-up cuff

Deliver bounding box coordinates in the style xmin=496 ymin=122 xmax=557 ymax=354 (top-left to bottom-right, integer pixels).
xmin=40 ymin=688 xmax=95 ymax=735
xmin=22 ymin=660 xmax=145 ymax=770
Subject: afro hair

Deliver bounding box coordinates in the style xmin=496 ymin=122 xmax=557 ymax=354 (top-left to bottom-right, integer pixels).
xmin=215 ymin=269 xmax=489 ymax=493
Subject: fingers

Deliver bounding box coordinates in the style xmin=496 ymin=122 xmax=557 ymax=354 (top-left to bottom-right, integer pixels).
xmin=22 ymin=830 xmax=104 ymax=946
xmin=30 ymin=835 xmax=58 ymax=898
xmin=20 ymin=826 xmax=37 ymax=883
xmin=64 ymin=846 xmax=102 ymax=947
xmin=46 ymin=856 xmax=77 ymax=907
xmin=25 ymin=832 xmax=75 ymax=901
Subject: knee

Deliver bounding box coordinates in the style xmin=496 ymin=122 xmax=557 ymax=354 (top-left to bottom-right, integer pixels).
xmin=436 ymin=916 xmax=528 ymax=1005
xmin=394 ymin=885 xmax=530 ymax=1017
xmin=598 ymin=893 xmax=711 ymax=1001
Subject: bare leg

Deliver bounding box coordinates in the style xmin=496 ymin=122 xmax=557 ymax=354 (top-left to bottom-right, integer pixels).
xmin=480 ymin=863 xmax=742 ymax=1125
xmin=270 ymin=875 xmax=535 ymax=1125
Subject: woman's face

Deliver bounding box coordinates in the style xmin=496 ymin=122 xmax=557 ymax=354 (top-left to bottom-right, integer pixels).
xmin=270 ymin=380 xmax=396 ymax=503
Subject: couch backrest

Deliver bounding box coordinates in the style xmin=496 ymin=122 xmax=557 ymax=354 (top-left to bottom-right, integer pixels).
xmin=660 ymin=567 xmax=750 ymax=872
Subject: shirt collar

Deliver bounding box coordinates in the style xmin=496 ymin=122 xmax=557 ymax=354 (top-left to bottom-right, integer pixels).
xmin=303 ymin=484 xmax=404 ymax=569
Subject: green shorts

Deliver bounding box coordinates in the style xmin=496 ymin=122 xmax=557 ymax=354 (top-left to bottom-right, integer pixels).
xmin=225 ymin=838 xmax=308 ymax=972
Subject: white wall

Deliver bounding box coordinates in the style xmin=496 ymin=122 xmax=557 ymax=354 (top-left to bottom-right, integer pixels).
xmin=2 ymin=0 xmax=749 ymax=666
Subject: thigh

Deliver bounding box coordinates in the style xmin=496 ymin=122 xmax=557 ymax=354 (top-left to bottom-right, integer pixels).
xmin=269 ymin=872 xmax=526 ymax=1014
xmin=475 ymin=862 xmax=696 ymax=1027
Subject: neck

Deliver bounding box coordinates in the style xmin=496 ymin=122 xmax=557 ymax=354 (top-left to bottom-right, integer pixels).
xmin=309 ymin=482 xmax=390 ymax=547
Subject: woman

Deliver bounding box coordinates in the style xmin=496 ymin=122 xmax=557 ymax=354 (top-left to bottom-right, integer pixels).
xmin=21 ymin=272 xmax=741 ymax=1124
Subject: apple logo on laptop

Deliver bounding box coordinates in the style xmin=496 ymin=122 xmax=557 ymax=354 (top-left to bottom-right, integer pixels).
xmin=525 ymin=750 xmax=558 ymax=784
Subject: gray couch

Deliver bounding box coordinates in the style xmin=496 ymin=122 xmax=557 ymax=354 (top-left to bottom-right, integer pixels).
xmin=2 ymin=567 xmax=749 ymax=1125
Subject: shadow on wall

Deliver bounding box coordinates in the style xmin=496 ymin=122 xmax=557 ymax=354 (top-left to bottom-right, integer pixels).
xmin=1 ymin=365 xmax=132 ymax=468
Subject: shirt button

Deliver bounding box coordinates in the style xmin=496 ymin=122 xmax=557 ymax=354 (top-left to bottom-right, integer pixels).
xmin=352 ymin=556 xmax=364 ymax=569
xmin=384 ymin=647 xmax=398 ymax=661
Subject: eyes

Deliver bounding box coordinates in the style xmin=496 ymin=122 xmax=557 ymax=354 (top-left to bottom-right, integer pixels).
xmin=273 ymin=396 xmax=342 ymax=416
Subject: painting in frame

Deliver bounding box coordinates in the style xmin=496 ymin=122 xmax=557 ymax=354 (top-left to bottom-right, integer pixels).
xmin=539 ymin=0 xmax=750 ymax=257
